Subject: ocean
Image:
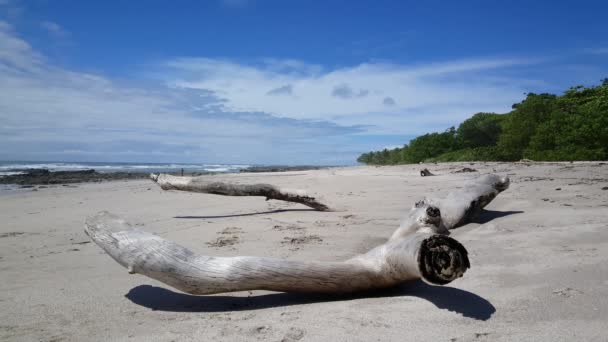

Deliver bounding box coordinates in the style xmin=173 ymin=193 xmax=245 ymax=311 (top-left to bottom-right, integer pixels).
xmin=0 ymin=161 xmax=251 ymax=177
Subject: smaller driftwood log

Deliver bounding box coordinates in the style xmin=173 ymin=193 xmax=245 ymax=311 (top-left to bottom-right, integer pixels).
xmin=420 ymin=168 xmax=434 ymax=177
xmin=416 ymin=174 xmax=510 ymax=229
xmin=150 ymin=173 xmax=330 ymax=211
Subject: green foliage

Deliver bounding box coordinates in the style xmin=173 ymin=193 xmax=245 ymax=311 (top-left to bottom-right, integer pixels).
xmin=524 ymin=84 xmax=608 ymax=160
xmin=404 ymin=127 xmax=460 ymax=163
xmin=427 ymin=146 xmax=508 ymax=162
xmin=498 ymin=93 xmax=558 ymax=160
xmin=358 ymin=80 xmax=608 ymax=165
xmin=457 ymin=113 xmax=505 ymax=148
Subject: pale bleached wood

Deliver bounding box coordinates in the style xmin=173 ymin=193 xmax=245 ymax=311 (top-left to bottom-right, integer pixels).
xmin=150 ymin=173 xmax=330 ymax=211
xmin=85 ymin=174 xmax=509 ymax=295
xmin=85 ymin=204 xmax=469 ymax=295
xmin=416 ymin=174 xmax=510 ymax=229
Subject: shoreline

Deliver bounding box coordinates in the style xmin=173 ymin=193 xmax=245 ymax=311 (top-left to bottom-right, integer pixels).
xmin=0 ymin=165 xmax=330 ymax=187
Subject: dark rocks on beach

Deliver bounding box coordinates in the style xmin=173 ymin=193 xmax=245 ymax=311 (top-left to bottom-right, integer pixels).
xmin=239 ymin=165 xmax=326 ymax=173
xmin=452 ymin=167 xmax=478 ymax=173
xmin=0 ymin=169 xmax=148 ymax=185
xmin=0 ymin=165 xmax=328 ymax=186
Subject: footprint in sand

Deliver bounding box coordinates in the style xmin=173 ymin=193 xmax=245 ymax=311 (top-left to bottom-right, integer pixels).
xmin=281 ymin=327 xmax=305 ymax=342
xmin=281 ymin=235 xmax=323 ymax=251
xmin=272 ymin=224 xmax=305 ymax=232
xmin=552 ymin=287 xmax=583 ymax=298
xmin=0 ymin=232 xmax=26 ymax=238
xmin=206 ymin=227 xmax=243 ymax=248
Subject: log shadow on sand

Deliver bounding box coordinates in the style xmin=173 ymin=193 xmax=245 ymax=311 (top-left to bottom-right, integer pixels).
xmin=474 ymin=210 xmax=524 ymax=224
xmin=125 ymin=281 xmax=495 ymax=320
xmin=173 ymin=208 xmax=317 ymax=219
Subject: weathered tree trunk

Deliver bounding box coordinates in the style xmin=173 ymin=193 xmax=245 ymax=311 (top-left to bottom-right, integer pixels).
xmin=416 ymin=174 xmax=510 ymax=229
xmin=150 ymin=173 xmax=330 ymax=211
xmin=85 ymin=205 xmax=469 ymax=295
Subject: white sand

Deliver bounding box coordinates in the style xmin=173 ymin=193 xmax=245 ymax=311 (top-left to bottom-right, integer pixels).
xmin=1 ymin=162 xmax=607 ymax=341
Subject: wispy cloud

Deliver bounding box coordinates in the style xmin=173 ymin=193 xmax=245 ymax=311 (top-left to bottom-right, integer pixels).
xmin=0 ymin=0 xmax=23 ymax=19
xmin=267 ymin=84 xmax=293 ymax=96
xmin=331 ymin=84 xmax=369 ymax=99
xmin=40 ymin=21 xmax=70 ymax=40
xmin=383 ymin=97 xmax=396 ymax=106
xmin=0 ymin=21 xmax=45 ymax=70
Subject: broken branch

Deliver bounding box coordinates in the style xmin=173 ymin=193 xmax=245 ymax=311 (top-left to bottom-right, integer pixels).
xmin=150 ymin=173 xmax=330 ymax=211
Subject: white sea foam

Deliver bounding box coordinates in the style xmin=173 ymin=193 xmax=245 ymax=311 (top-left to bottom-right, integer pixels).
xmin=0 ymin=171 xmax=26 ymax=176
xmin=0 ymin=162 xmax=251 ymax=173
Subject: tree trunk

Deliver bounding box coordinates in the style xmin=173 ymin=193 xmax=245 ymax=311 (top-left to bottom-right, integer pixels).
xmin=150 ymin=173 xmax=330 ymax=211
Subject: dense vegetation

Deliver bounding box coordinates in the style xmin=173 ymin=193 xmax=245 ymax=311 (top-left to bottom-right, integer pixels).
xmin=357 ymin=80 xmax=608 ymax=164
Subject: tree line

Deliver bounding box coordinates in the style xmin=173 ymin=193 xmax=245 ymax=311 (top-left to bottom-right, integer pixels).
xmin=357 ymin=79 xmax=608 ymax=165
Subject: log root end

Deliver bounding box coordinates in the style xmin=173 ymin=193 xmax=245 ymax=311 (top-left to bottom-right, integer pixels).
xmin=418 ymin=235 xmax=470 ymax=285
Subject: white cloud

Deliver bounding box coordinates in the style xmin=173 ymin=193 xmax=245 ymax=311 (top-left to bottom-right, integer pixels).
xmin=267 ymin=84 xmax=293 ymax=96
xmin=161 ymin=56 xmax=535 ymax=135
xmin=383 ymin=97 xmax=396 ymax=106
xmin=0 ymin=21 xmax=45 ymax=70
xmin=331 ymin=84 xmax=369 ymax=99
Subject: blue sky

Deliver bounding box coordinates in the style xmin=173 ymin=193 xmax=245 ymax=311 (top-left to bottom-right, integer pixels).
xmin=1 ymin=0 xmax=607 ymax=165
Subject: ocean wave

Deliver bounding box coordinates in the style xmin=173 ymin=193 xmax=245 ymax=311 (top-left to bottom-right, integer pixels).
xmin=0 ymin=162 xmax=251 ymax=173
xmin=0 ymin=171 xmax=26 ymax=176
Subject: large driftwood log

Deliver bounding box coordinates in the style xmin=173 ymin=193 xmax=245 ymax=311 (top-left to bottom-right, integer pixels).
xmin=416 ymin=174 xmax=510 ymax=229
xmin=85 ymin=174 xmax=509 ymax=295
xmin=150 ymin=173 xmax=330 ymax=211
xmin=85 ymin=204 xmax=469 ymax=295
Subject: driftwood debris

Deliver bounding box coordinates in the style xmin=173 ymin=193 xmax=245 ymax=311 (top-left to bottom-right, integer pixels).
xmin=416 ymin=174 xmax=510 ymax=229
xmin=150 ymin=173 xmax=330 ymax=211
xmin=85 ymin=174 xmax=509 ymax=295
xmin=420 ymin=168 xmax=434 ymax=177
xmin=452 ymin=167 xmax=478 ymax=173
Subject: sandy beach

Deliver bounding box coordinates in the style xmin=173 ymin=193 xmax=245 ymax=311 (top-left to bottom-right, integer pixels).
xmin=1 ymin=162 xmax=607 ymax=342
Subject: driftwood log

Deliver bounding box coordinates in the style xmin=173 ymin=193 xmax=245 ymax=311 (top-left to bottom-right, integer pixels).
xmin=85 ymin=174 xmax=508 ymax=295
xmin=150 ymin=173 xmax=330 ymax=211
xmin=420 ymin=168 xmax=434 ymax=177
xmin=85 ymin=205 xmax=467 ymax=294
xmin=416 ymin=174 xmax=510 ymax=229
